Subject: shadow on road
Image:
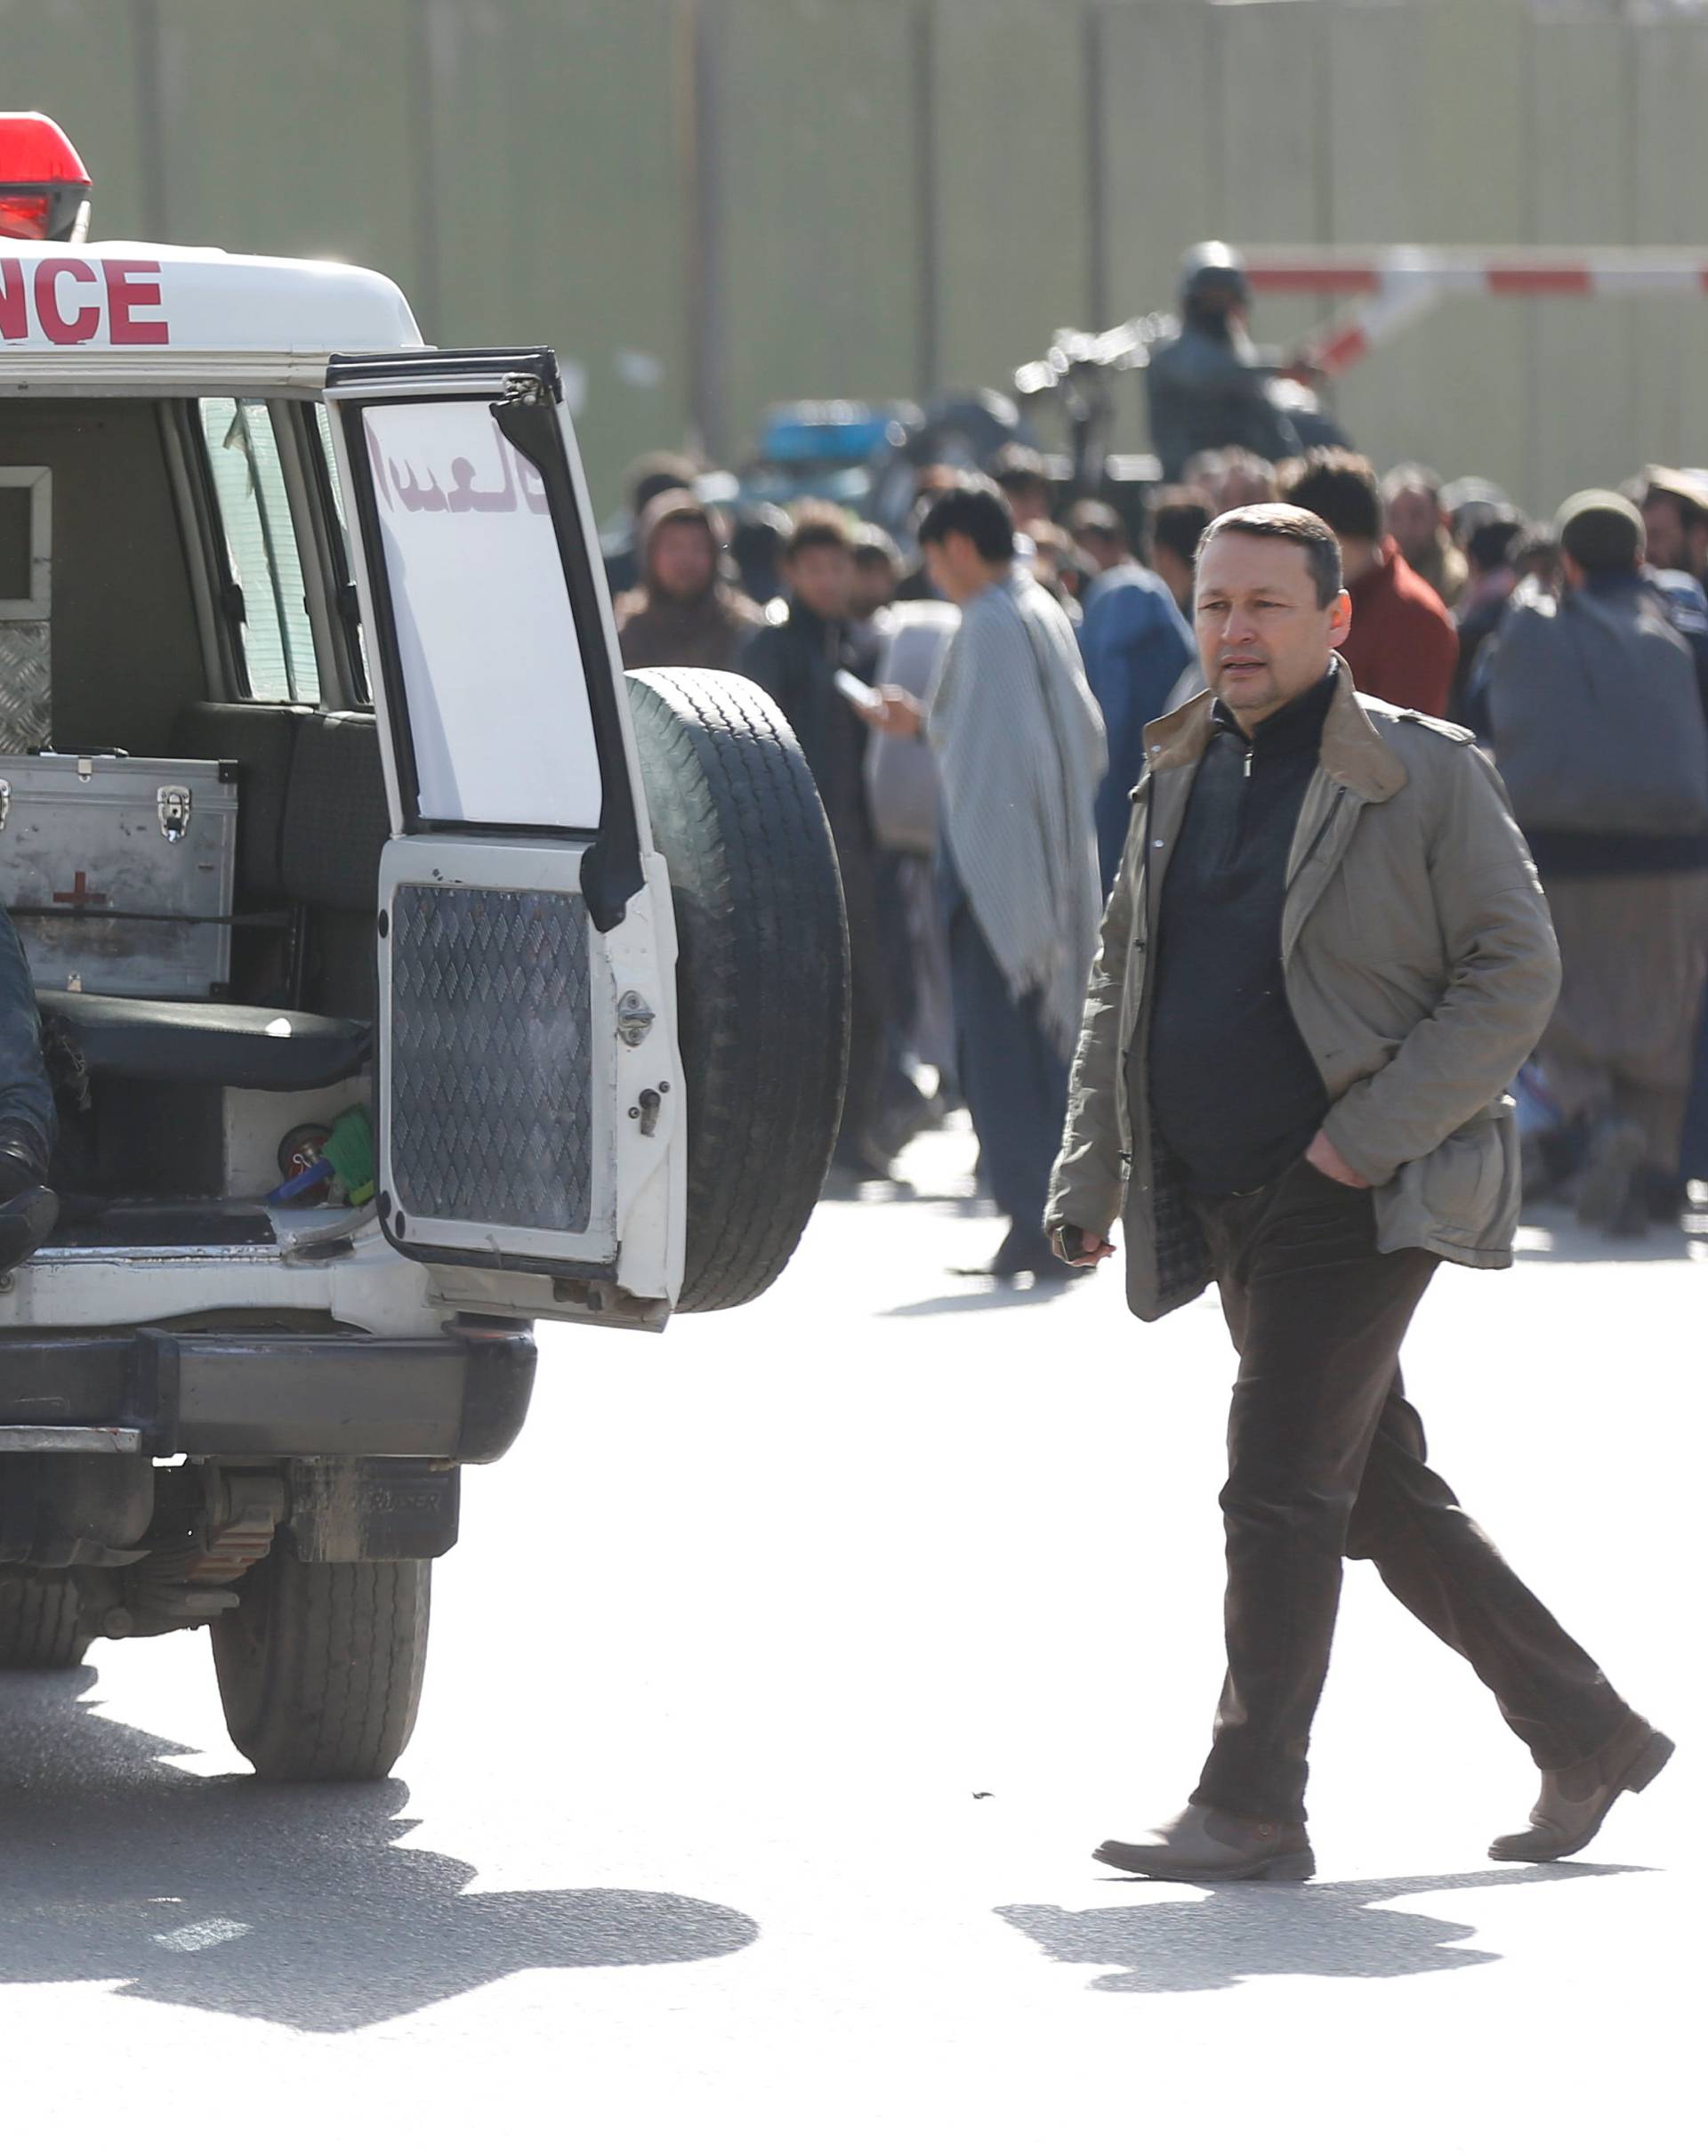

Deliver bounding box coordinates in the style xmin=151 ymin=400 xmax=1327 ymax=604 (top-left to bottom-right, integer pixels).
xmin=878 ymin=1278 xmax=1081 ymax=1319
xmin=0 ymin=1670 xmax=758 ymax=2032
xmin=998 ymin=1862 xmax=1645 ymax=1994
xmin=1517 ymin=1204 xmax=1703 ymax=1265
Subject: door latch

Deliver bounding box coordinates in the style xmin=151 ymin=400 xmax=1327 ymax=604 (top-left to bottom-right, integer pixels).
xmin=157 ymin=785 xmax=192 ymax=843
xmin=615 ymin=989 xmax=656 ymax=1046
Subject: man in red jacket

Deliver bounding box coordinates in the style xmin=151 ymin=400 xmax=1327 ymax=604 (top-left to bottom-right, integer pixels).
xmin=1282 ymin=449 xmax=1457 ymax=717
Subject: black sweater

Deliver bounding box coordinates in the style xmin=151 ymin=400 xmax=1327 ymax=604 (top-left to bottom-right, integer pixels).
xmin=1147 ymin=668 xmax=1335 ymax=1194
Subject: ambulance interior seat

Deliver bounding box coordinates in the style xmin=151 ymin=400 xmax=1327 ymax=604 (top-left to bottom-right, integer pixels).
xmin=36 ymin=709 xmax=388 ymax=1101
xmin=36 ymin=990 xmax=369 ymax=1092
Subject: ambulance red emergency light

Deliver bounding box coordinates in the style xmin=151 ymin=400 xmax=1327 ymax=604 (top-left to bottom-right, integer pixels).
xmin=0 ymin=108 xmax=421 ymax=355
xmin=0 ymin=111 xmax=91 ymax=244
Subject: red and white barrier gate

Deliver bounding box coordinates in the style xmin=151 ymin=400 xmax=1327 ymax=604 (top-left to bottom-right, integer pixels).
xmin=1241 ymin=249 xmax=1708 ymax=376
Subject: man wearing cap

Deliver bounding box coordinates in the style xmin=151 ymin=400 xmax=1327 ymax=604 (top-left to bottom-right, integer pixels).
xmin=1145 ymin=246 xmax=1306 ymax=484
xmin=1482 ymin=489 xmax=1708 ymax=1232
xmin=1047 ymin=501 xmax=1670 ymax=1881
xmin=1636 ymin=466 xmax=1708 ymax=591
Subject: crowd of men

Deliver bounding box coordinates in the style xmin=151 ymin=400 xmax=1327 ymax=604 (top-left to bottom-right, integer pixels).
xmin=607 ymin=438 xmax=1708 ymax=1265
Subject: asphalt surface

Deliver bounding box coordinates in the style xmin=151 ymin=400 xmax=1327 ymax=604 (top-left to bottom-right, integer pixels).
xmin=3 ymin=1119 xmax=1698 ymax=2152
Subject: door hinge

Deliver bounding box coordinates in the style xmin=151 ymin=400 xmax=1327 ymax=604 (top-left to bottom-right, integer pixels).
xmin=497 ymin=372 xmax=549 ymax=408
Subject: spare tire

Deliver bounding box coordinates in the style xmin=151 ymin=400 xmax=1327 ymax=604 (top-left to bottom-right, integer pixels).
xmin=626 ymin=667 xmax=849 ymax=1312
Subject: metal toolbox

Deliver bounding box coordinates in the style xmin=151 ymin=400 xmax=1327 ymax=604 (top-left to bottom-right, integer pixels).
xmin=0 ymin=754 xmax=239 ymax=998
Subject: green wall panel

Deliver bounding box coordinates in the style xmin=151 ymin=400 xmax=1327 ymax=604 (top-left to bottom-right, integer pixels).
xmin=1100 ymin=3 xmax=1221 ymax=330
xmin=421 ymin=0 xmax=689 ymax=512
xmin=0 ymin=0 xmax=149 ymax=230
xmin=714 ymin=0 xmax=921 ymax=466
xmin=1216 ymin=0 xmax=1328 ymax=362
xmin=151 ymin=0 xmax=424 ymax=296
xmin=1325 ymin=0 xmax=1531 ymax=509
xmin=931 ymin=0 xmax=1092 ymax=395
xmin=1526 ymin=16 xmax=1639 ymax=512
xmin=1631 ymin=20 xmax=1708 ymax=489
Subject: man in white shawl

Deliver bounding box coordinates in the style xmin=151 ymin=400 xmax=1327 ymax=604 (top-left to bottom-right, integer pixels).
xmin=871 ymin=480 xmax=1107 ymax=1280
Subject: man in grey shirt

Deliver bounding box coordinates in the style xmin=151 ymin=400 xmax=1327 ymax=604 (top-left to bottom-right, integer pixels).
xmin=867 ymin=480 xmax=1105 ymax=1280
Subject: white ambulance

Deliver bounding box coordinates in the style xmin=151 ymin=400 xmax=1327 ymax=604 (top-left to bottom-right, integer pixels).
xmin=0 ymin=116 xmax=847 ymax=1778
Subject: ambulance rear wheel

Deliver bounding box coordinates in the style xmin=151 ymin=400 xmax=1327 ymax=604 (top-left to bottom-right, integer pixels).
xmin=211 ymin=1546 xmax=430 ymax=1782
xmin=0 ymin=1576 xmax=86 ymax=1669
xmin=626 ymin=666 xmax=850 ymax=1312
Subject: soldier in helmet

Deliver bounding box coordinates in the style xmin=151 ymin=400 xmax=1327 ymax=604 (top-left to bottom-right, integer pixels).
xmin=1146 ymin=244 xmax=1306 ymax=483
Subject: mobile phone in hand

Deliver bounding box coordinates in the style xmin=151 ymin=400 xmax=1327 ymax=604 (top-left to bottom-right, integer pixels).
xmin=1057 ymin=1223 xmax=1090 ymax=1263
xmin=834 ymin=668 xmax=885 ymax=717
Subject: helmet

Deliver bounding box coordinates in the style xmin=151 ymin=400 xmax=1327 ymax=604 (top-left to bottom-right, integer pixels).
xmin=1179 ymin=243 xmax=1251 ymax=312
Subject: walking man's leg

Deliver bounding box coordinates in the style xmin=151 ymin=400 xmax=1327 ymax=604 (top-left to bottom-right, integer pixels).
xmin=1192 ymin=1172 xmax=1437 ymax=1825
xmin=1096 ymin=1163 xmax=1432 ymax=1880
xmin=947 ymin=900 xmax=1071 ymax=1279
xmin=1348 ymin=1381 xmax=1672 ymax=1861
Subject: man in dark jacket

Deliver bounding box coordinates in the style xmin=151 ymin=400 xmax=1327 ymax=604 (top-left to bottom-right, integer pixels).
xmin=1069 ymin=500 xmax=1196 ymax=889
xmin=1483 ymin=492 xmax=1708 ymax=1231
xmin=738 ymin=510 xmax=890 ymax=1179
xmin=615 ymin=492 xmax=761 ymax=673
xmin=1046 ymin=503 xmax=1668 ymax=1882
xmin=1145 ymin=246 xmax=1304 ymax=484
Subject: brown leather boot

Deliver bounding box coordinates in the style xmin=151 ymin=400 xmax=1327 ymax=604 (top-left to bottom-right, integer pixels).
xmin=1489 ymin=1713 xmax=1674 ymax=1862
xmin=1094 ymin=1803 xmax=1315 ymax=1883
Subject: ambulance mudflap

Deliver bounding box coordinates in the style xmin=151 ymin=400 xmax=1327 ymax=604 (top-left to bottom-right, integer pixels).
xmin=323 ymin=348 xmax=683 ymax=1313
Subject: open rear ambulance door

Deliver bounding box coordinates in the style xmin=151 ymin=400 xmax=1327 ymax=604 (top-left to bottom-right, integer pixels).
xmin=323 ymin=348 xmax=683 ymax=1324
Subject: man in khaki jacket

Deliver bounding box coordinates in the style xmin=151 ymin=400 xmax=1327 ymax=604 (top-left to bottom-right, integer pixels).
xmin=1047 ymin=504 xmax=1669 ymax=1883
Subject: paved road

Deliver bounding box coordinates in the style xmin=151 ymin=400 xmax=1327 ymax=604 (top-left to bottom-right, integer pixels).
xmin=4 ymin=1122 xmax=1699 ymax=2152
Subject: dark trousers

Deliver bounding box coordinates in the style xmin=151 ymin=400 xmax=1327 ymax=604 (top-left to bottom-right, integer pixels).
xmin=1681 ymin=976 xmax=1708 ymax=1180
xmin=946 ymin=894 xmax=1068 ymax=1257
xmin=1188 ymin=1159 xmax=1631 ymax=1825
xmin=832 ymin=829 xmax=889 ymax=1167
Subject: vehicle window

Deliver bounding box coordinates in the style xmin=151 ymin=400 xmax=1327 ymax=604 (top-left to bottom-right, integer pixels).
xmin=355 ymin=399 xmax=601 ymax=829
xmin=0 ymin=466 xmax=48 ymax=618
xmin=313 ymin=401 xmax=370 ymax=703
xmin=197 ymin=397 xmax=319 ymax=704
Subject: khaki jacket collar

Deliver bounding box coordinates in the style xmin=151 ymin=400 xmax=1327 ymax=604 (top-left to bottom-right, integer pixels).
xmin=1137 ymin=659 xmax=1409 ymax=803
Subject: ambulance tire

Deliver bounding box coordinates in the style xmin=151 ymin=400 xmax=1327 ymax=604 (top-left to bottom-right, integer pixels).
xmin=211 ymin=1546 xmax=430 ymax=1782
xmin=626 ymin=667 xmax=850 ymax=1313
xmin=0 ymin=1576 xmax=86 ymax=1669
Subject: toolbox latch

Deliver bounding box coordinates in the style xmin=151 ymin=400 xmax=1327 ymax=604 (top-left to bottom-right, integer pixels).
xmin=0 ymin=778 xmax=11 ymax=833
xmin=157 ymin=785 xmax=192 ymax=844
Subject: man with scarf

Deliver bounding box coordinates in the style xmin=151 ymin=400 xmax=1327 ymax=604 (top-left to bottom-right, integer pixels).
xmin=872 ymin=480 xmax=1106 ymax=1280
xmin=616 ymin=490 xmax=761 ymax=673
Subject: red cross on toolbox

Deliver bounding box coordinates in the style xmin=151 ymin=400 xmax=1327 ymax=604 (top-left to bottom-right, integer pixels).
xmin=52 ymin=868 xmax=108 ymax=908
xmin=0 ymin=751 xmax=238 ymax=996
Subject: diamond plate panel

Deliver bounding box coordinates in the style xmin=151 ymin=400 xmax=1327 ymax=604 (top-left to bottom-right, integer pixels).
xmin=0 ymin=626 xmax=52 ymax=752
xmin=389 ymin=884 xmax=595 ymax=1235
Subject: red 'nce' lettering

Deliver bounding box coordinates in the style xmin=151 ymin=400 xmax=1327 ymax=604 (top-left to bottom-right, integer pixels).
xmin=34 ymin=258 xmax=99 ymax=343
xmin=0 ymin=260 xmax=26 ymax=341
xmin=103 ymin=259 xmax=168 ymax=345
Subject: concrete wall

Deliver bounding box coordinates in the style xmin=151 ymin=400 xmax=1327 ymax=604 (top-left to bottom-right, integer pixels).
xmin=4 ymin=0 xmax=1706 ymax=515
